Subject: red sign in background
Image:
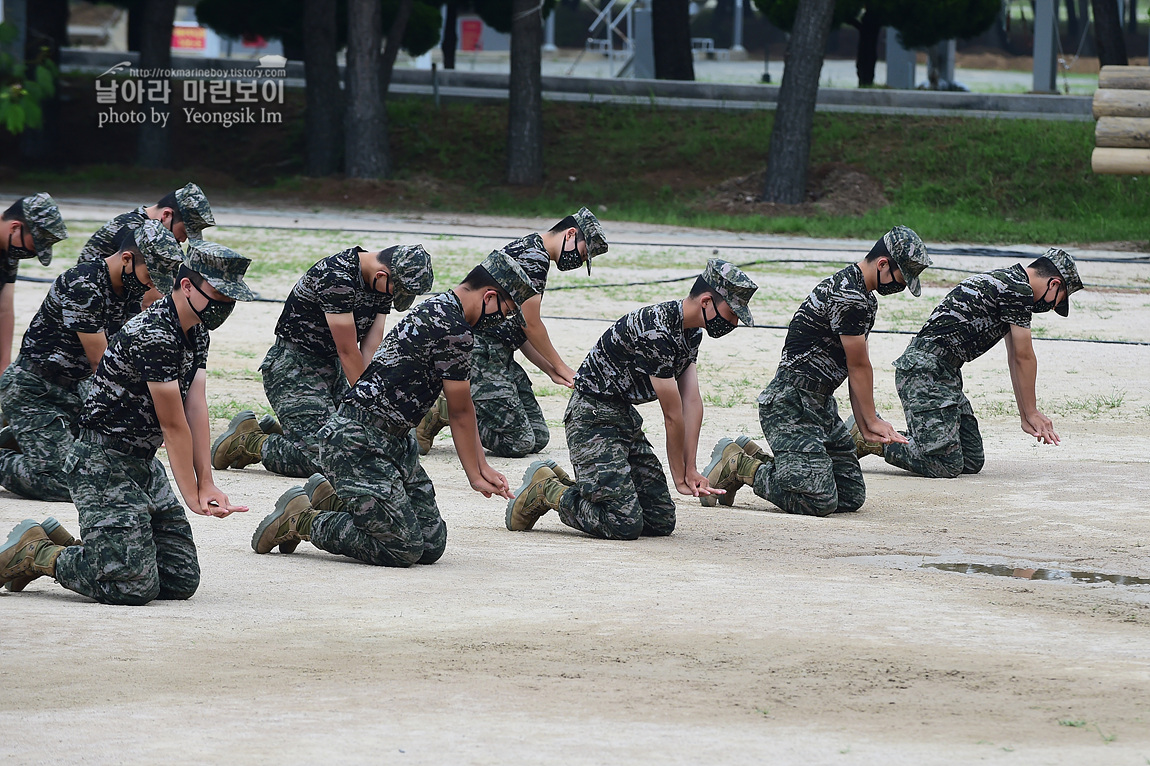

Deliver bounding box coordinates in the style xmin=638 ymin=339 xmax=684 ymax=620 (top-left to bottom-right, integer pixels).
xmin=460 ymin=20 xmax=483 ymax=52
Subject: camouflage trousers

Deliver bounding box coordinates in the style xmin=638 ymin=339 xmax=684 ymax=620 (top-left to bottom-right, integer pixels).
xmin=883 ymin=344 xmax=985 ymax=478
xmin=260 ymin=342 xmax=349 ymax=478
xmin=471 ymin=335 xmax=548 ymax=457
xmin=55 ymin=439 xmax=199 ymax=606
xmin=752 ymin=376 xmax=866 ymax=517
xmin=312 ymin=409 xmax=447 ymax=567
xmin=556 ymin=390 xmax=675 ymax=540
xmin=0 ymin=360 xmax=82 ymax=502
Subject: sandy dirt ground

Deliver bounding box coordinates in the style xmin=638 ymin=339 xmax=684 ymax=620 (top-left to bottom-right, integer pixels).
xmin=1 ymin=200 xmax=1148 ymax=765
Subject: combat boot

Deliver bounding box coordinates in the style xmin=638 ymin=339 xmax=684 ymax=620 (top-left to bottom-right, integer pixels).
xmin=211 ymin=411 xmax=268 ymax=470
xmin=413 ymin=395 xmax=449 ymax=455
xmin=701 ymin=438 xmax=744 ymax=507
xmin=6 ymin=517 xmax=80 ymax=592
xmin=258 ymin=414 xmax=284 ymax=436
xmin=844 ymin=415 xmax=885 ymax=458
xmin=0 ymin=520 xmax=64 ymax=589
xmin=505 ymin=461 xmax=566 ymax=531
xmin=735 ymin=435 xmax=772 ymax=463
xmin=252 ymin=487 xmax=317 ymax=554
xmin=706 ymin=451 xmax=763 ymax=508
xmin=540 ymin=458 xmax=575 ymax=487
xmin=303 ymin=472 xmax=343 ymax=513
xmin=0 ymin=425 xmax=20 ymax=453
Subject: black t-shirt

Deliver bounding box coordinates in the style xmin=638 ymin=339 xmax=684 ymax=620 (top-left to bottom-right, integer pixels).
xmin=915 ymin=264 xmax=1033 ymax=364
xmin=275 ymin=247 xmax=393 ymax=359
xmin=19 ymin=261 xmax=134 ymax=385
xmin=81 ymin=296 xmax=210 ymax=454
xmin=344 ymin=291 xmax=473 ymax=429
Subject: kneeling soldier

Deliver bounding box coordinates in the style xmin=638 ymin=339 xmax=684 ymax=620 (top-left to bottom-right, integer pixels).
xmin=506 ymin=259 xmax=756 ymax=540
xmin=0 ymin=221 xmax=183 ymax=501
xmin=211 ymin=244 xmax=433 ymax=478
xmin=857 ymin=248 xmax=1082 ymax=477
xmin=0 ymin=242 xmax=254 ymax=604
xmin=415 ymin=208 xmax=608 ymax=457
xmin=703 ymin=226 xmax=931 ymax=516
xmin=250 ymin=250 xmax=534 ymax=567
xmin=0 ymin=193 xmax=68 ymax=371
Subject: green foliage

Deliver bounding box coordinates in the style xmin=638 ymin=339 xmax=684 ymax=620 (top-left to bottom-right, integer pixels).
xmin=750 ymin=0 xmax=865 ymax=32
xmin=752 ymin=0 xmax=999 ymax=49
xmin=0 ymin=23 xmax=58 ymax=135
xmin=470 ymin=0 xmax=556 ymax=34
xmin=194 ymin=0 xmax=442 ymax=57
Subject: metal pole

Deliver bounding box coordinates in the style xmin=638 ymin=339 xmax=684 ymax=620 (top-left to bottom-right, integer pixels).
xmin=544 ymin=11 xmax=557 ymax=52
xmin=432 ymin=62 xmax=440 ymax=107
xmin=732 ymin=0 xmax=745 ymax=53
xmin=1032 ymin=0 xmax=1057 ymax=93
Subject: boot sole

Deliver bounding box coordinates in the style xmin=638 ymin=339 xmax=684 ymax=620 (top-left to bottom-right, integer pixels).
xmin=252 ymin=487 xmax=307 ymax=554
xmin=506 ymin=460 xmax=552 ymax=531
xmin=212 ymin=410 xmax=257 ymax=470
xmin=1 ymin=519 xmax=42 ymax=586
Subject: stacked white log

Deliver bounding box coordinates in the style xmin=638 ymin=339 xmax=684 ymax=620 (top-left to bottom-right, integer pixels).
xmin=1092 ymin=66 xmax=1150 ymax=174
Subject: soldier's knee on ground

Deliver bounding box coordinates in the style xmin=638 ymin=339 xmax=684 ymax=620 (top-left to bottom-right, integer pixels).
xmin=926 ymin=451 xmax=965 ymax=479
xmin=157 ymin=574 xmax=200 ymax=601
xmin=836 ymin=490 xmax=866 ymax=514
xmin=603 ymin=510 xmax=644 ymax=541
xmin=640 ymin=516 xmax=675 ymax=537
xmin=962 ymin=452 xmax=984 ymax=475
xmin=418 ymin=526 xmax=447 ymax=565
xmin=98 ymin=573 xmax=161 ymax=606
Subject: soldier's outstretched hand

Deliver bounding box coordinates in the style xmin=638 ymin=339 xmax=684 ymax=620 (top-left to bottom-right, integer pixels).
xmin=859 ymin=417 xmax=909 ymax=445
xmin=1021 ymin=410 xmax=1060 ymax=445
xmin=472 ymin=464 xmax=514 ymax=499
xmin=677 ymin=469 xmax=725 ymax=498
xmin=194 ymin=483 xmax=249 ymax=518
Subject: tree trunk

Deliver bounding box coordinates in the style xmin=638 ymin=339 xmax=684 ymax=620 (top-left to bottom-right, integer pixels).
xmin=345 ymin=0 xmax=387 ymax=178
xmin=1078 ymin=0 xmax=1096 ymax=55
xmin=853 ymin=9 xmax=881 ymax=87
xmin=652 ymin=0 xmax=695 ymax=81
xmin=1065 ymin=0 xmax=1079 ymax=39
xmin=303 ymin=0 xmax=343 ymax=176
xmin=443 ymin=0 xmax=458 ymax=70
xmin=761 ymin=0 xmax=834 ymax=204
xmin=380 ymin=0 xmax=414 ymax=100
xmin=1091 ymin=0 xmax=1128 ymax=66
xmin=137 ymin=0 xmax=177 ymax=169
xmin=1127 ymin=0 xmax=1137 ymax=33
xmin=20 ymin=0 xmax=66 ymax=162
xmin=507 ymin=0 xmax=544 ymax=185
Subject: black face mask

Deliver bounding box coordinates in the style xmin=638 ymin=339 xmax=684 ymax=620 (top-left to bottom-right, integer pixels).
xmin=875 ymin=263 xmax=906 ymax=296
xmin=371 ymin=273 xmax=391 ymax=297
xmin=190 ymin=280 xmax=236 ymax=330
xmin=6 ymin=228 xmax=35 ymax=261
xmin=1032 ymin=279 xmax=1060 ymax=314
xmin=703 ymin=301 xmax=737 ymax=339
xmin=556 ymin=233 xmax=583 ymax=272
xmin=474 ymin=293 xmax=506 ymax=331
xmin=120 ymin=255 xmax=150 ymax=300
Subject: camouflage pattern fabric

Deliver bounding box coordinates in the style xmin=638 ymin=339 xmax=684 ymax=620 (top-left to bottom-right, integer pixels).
xmin=174 ymin=182 xmax=215 ymax=239
xmin=80 ymin=296 xmax=210 ymax=456
xmin=701 ymin=258 xmax=758 ymax=325
xmin=1041 ymin=248 xmax=1083 ymax=316
xmin=882 ymin=342 xmax=985 ymax=478
xmin=881 ymin=225 xmax=932 ymax=296
xmin=1 ymin=248 xmax=18 ymax=285
xmin=260 ymin=343 xmax=348 ymax=477
xmin=751 ymin=376 xmax=866 ymax=517
xmin=0 ymin=363 xmax=81 ymax=501
xmin=387 ymin=244 xmax=435 ymax=311
xmin=17 ymin=261 xmax=134 ymax=386
xmin=19 ymin=192 xmax=68 ymax=263
xmin=312 ymin=411 xmax=447 ymax=566
xmin=772 ymin=264 xmax=877 ymax=391
xmin=555 ymin=391 xmax=675 ymax=540
xmin=345 ymin=292 xmax=473 ymax=430
xmin=184 ymin=240 xmax=254 ymax=301
xmin=134 ymin=219 xmax=185 ymax=295
xmin=914 ymin=264 xmax=1033 ymax=365
xmin=78 ymin=207 xmax=150 ymax=264
xmin=573 ymin=207 xmax=608 ymax=259
xmin=470 ymin=334 xmax=548 ymax=457
xmin=275 ymin=248 xmax=393 ymax=360
xmin=573 ymin=300 xmax=701 ymax=405
xmin=476 ymin=233 xmax=550 ymax=350
xmin=54 ymin=439 xmax=199 ymax=605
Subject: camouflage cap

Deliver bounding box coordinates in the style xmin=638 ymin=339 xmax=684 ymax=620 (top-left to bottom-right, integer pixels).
xmin=184 ymin=240 xmax=254 ymax=301
xmin=388 ymin=244 xmax=434 ymax=312
xmin=572 ymin=206 xmax=608 ymax=274
xmin=1041 ymin=247 xmax=1083 ymax=317
xmin=134 ymin=219 xmax=185 ymax=294
xmin=701 ymin=258 xmax=758 ymax=326
xmin=174 ymin=182 xmax=215 ymax=239
xmin=880 ymin=225 xmax=932 ymax=297
xmin=18 ymin=192 xmax=68 ymax=266
xmin=479 ymin=249 xmax=538 ymax=308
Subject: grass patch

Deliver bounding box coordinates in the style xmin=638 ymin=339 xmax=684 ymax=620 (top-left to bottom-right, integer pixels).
xmin=10 ymin=77 xmax=1149 ymax=246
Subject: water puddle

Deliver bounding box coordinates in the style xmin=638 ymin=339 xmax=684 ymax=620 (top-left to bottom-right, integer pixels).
xmin=921 ymin=562 xmax=1150 ymax=587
